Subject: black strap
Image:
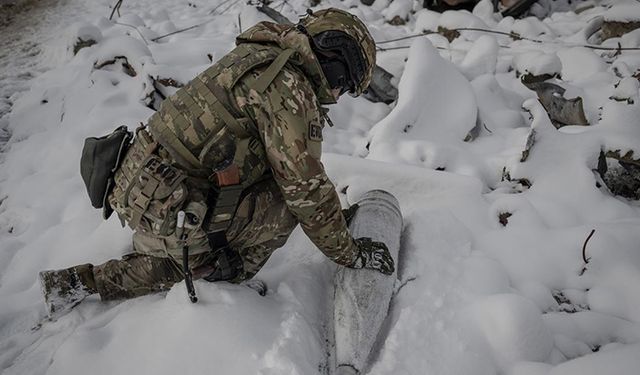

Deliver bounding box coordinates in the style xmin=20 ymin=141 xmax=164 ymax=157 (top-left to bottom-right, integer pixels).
xmin=182 ymin=244 xmax=198 ymax=303
xmin=207 ymin=230 xmax=228 ymax=250
xmin=202 ymin=240 xmax=242 ymax=282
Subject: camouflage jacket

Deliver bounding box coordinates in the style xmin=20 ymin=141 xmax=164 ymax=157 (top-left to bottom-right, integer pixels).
xmin=146 ymin=22 xmax=359 ymax=266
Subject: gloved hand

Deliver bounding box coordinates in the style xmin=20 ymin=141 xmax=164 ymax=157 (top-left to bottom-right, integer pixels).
xmin=351 ymin=237 xmax=395 ymax=275
xmin=341 ymin=203 xmax=359 ymax=226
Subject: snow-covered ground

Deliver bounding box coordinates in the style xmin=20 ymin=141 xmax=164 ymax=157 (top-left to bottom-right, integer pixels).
xmin=1 ymin=0 xmax=639 ymax=374
xmin=0 ymin=0 xmax=102 ymax=145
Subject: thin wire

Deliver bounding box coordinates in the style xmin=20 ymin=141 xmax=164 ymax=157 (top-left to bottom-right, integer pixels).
xmin=151 ymin=24 xmax=202 ymax=42
xmin=152 ymin=0 xmax=243 ymax=42
xmin=218 ymin=0 xmax=242 ymax=15
xmin=114 ymin=22 xmax=149 ymax=44
xmin=376 ymin=45 xmax=472 ymax=53
xmin=376 ymin=27 xmax=640 ymax=53
xmin=208 ymin=0 xmax=236 ymax=15
xmin=376 ymin=31 xmax=436 ymax=44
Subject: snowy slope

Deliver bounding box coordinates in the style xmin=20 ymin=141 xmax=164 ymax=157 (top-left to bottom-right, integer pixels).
xmin=1 ymin=0 xmax=640 ymax=374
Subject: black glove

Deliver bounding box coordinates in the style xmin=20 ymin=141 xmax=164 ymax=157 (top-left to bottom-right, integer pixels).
xmin=351 ymin=237 xmax=395 ymax=275
xmin=341 ymin=203 xmax=359 ymax=226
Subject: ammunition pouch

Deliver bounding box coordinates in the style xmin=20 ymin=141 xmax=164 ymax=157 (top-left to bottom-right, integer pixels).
xmin=109 ymin=127 xmax=208 ymax=242
xmin=126 ymin=155 xmax=190 ymax=236
xmin=80 ymin=126 xmax=133 ymax=219
xmin=206 ymin=164 xmax=244 ymax=233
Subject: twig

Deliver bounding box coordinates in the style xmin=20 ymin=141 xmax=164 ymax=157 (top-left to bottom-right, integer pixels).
xmin=579 ymin=229 xmax=596 ymax=276
xmin=218 ymin=0 xmax=242 ymax=15
xmin=376 ymin=30 xmax=436 ymax=44
xmin=151 ymin=23 xmax=201 ymax=42
xmin=109 ymin=0 xmax=124 ymax=21
xmin=582 ymin=229 xmax=596 ymax=264
xmin=376 ymin=45 xmax=467 ymax=53
xmin=208 ymin=0 xmax=235 ymax=15
xmin=114 ymin=22 xmax=149 ymax=45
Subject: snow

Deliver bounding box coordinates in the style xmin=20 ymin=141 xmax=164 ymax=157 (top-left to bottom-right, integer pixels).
xmin=513 ymin=51 xmax=562 ymax=77
xmin=549 ymin=343 xmax=640 ymax=375
xmin=367 ymin=38 xmax=478 ymax=169
xmin=603 ymin=3 xmax=640 ymax=23
xmin=557 ymin=47 xmax=608 ymax=82
xmin=459 ymin=35 xmax=499 ymax=80
xmin=467 ymin=293 xmax=554 ymax=369
xmin=1 ymin=0 xmax=640 ymax=374
xmin=381 ymin=0 xmax=412 ymax=22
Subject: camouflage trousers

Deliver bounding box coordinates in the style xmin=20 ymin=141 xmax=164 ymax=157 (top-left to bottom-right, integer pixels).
xmin=93 ymin=179 xmax=297 ymax=301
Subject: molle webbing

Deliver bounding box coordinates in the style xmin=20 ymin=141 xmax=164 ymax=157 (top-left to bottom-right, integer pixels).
xmin=148 ymin=44 xmax=297 ymax=174
xmin=109 ymin=126 xmax=158 ymax=226
xmin=146 ymin=43 xmax=297 ymax=242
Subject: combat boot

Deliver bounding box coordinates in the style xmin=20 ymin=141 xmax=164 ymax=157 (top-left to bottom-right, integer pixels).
xmin=39 ymin=264 xmax=97 ymax=318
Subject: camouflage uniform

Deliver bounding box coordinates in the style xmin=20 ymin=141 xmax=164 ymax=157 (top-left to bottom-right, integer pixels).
xmin=87 ymin=10 xmax=376 ymax=301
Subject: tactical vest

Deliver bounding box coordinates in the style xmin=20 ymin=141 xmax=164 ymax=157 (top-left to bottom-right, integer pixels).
xmin=150 ymin=43 xmax=297 ymax=181
xmin=108 ymin=43 xmax=298 ymax=240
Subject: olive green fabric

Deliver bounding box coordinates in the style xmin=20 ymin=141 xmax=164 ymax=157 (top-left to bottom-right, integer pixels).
xmin=110 ymin=19 xmax=359 ymax=266
xmin=81 ymin=11 xmax=377 ymax=301
xmin=236 ymin=21 xmax=337 ymax=105
xmin=93 ymin=179 xmax=297 ymax=300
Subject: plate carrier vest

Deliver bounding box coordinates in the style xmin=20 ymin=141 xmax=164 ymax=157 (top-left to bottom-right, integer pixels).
xmin=108 ymin=43 xmax=298 ymax=241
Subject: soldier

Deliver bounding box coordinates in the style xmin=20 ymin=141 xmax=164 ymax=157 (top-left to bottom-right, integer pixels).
xmin=40 ymin=8 xmax=395 ymax=316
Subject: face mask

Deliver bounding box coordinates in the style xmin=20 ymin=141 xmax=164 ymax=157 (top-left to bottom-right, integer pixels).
xmin=316 ymin=54 xmax=351 ymax=95
xmin=308 ymin=30 xmax=367 ymax=94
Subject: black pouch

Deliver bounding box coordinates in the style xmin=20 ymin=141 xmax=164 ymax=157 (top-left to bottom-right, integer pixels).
xmin=80 ymin=126 xmax=133 ymax=219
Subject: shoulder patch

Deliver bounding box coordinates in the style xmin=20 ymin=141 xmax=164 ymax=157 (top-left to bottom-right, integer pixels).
xmin=309 ymin=122 xmax=323 ymax=142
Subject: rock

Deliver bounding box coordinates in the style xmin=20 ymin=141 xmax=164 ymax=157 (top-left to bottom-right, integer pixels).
xmin=499 ymin=212 xmax=512 ymax=226
xmin=597 ymin=150 xmax=640 ymax=200
xmin=523 ymin=81 xmax=589 ymax=128
xmin=501 ymin=0 xmax=539 ymax=19
xmin=514 ymin=51 xmax=561 ymax=82
xmin=520 ymin=72 xmax=557 ymax=85
xmin=94 ymin=56 xmax=137 ymax=77
xmin=601 ymin=21 xmax=640 ymax=41
xmin=423 ymin=0 xmax=477 ymax=13
xmin=388 ymin=15 xmax=406 ymax=26
xmin=256 ymin=5 xmax=293 ymax=25
xmin=73 ymin=38 xmax=97 ymax=55
xmin=610 ymin=77 xmax=640 ymax=104
xmin=499 ymin=167 xmax=532 ymax=193
xmin=437 ymin=26 xmax=460 ymax=42
xmin=68 ymin=23 xmax=102 ymax=55
xmin=362 ymin=66 xmax=399 ymax=104
xmin=520 ymin=128 xmax=536 ymax=162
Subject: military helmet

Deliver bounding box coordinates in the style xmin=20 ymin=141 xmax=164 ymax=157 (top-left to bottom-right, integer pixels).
xmin=299 ymin=8 xmax=376 ymax=96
